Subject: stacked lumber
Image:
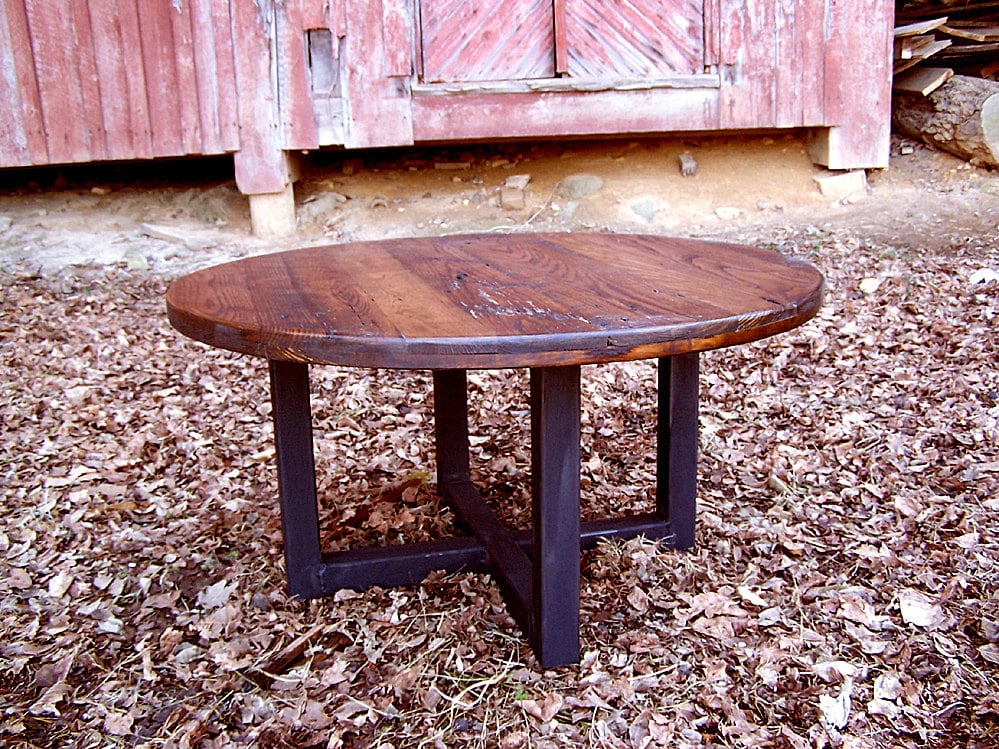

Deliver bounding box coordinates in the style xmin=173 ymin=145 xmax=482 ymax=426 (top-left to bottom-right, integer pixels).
xmin=895 ymin=1 xmax=999 ymax=91
xmin=892 ymin=2 xmax=999 ymax=168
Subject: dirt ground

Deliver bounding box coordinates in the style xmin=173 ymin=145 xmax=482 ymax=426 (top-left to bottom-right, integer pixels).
xmin=1 ymin=133 xmax=998 ymax=749
xmin=1 ymin=131 xmax=997 ymax=276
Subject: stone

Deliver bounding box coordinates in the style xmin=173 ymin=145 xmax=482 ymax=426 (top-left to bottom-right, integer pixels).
xmin=500 ymin=187 xmax=526 ymax=211
xmin=140 ymin=223 xmax=200 ymax=249
xmin=813 ymin=169 xmax=868 ymax=200
xmin=556 ymin=174 xmax=603 ymax=200
xmin=124 ymin=250 xmax=150 ymax=271
xmin=679 ymin=152 xmax=697 ymax=176
xmin=630 ymin=199 xmax=658 ymax=223
xmin=504 ymin=174 xmax=531 ymax=190
xmin=714 ymin=207 xmax=745 ymax=220
xmin=298 ymin=192 xmax=348 ymax=223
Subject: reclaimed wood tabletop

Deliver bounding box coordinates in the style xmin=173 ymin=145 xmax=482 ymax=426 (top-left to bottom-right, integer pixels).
xmin=166 ymin=232 xmax=824 ymax=369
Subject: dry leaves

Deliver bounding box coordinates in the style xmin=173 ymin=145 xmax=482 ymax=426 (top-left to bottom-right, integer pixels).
xmin=1 ymin=223 xmax=998 ymax=748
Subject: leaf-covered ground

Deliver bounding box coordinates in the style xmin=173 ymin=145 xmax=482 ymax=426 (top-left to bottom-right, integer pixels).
xmin=1 ymin=225 xmax=997 ymax=748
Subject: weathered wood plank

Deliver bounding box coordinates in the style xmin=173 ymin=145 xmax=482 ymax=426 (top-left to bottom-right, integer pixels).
xmin=276 ymin=0 xmax=320 ymax=150
xmin=772 ymin=0 xmax=827 ymax=127
xmin=87 ymin=0 xmax=146 ymax=159
xmin=703 ymin=0 xmax=721 ymax=67
xmin=411 ymin=87 xmax=720 ymax=142
xmin=188 ymin=0 xmax=232 ymax=153
xmin=231 ymin=0 xmax=289 ymax=194
xmin=0 ymin=0 xmax=30 ymax=164
xmin=69 ymin=0 xmax=108 ymax=160
xmin=0 ymin=0 xmax=47 ymax=164
xmin=565 ymin=0 xmax=704 ymax=78
xmin=814 ymin=0 xmax=892 ymax=167
xmin=773 ymin=0 xmax=800 ymax=126
xmin=23 ymin=0 xmax=92 ymax=162
xmin=208 ymin=0 xmax=240 ymax=152
xmin=300 ymin=0 xmax=346 ymax=32
xmin=420 ymin=0 xmax=554 ymax=82
xmin=168 ymin=0 xmax=203 ymax=155
xmin=554 ymin=0 xmax=568 ymax=74
xmin=794 ymin=0 xmax=828 ymax=126
xmin=382 ymin=0 xmax=412 ymax=77
xmin=136 ymin=1 xmax=185 ymax=156
xmin=342 ymin=0 xmax=413 ymax=148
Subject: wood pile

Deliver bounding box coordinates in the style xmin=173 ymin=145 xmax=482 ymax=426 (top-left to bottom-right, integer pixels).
xmin=894 ymin=1 xmax=998 ymax=94
xmin=892 ymin=1 xmax=999 ymax=167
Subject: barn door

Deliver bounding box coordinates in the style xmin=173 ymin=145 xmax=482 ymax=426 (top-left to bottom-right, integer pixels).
xmin=418 ymin=0 xmax=704 ymax=84
xmin=419 ymin=0 xmax=555 ymax=82
xmin=561 ymin=0 xmax=704 ymax=79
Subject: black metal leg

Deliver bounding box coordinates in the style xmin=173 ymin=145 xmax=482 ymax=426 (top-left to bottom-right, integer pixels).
xmin=433 ymin=369 xmax=535 ymax=637
xmin=269 ymin=359 xmax=323 ymax=598
xmin=432 ymin=370 xmax=472 ymax=486
xmin=530 ymin=366 xmax=581 ymax=668
xmin=657 ymin=354 xmax=700 ymax=549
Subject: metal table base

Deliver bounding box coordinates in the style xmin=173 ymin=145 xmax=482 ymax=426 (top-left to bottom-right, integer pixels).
xmin=267 ymin=354 xmax=698 ymax=669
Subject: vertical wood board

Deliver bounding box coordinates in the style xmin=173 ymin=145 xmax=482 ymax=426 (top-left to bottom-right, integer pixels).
xmin=208 ymin=0 xmax=241 ymax=152
xmin=189 ymin=0 xmax=240 ymax=154
xmin=382 ymin=0 xmax=412 ymax=77
xmin=23 ymin=0 xmax=92 ymax=162
xmin=231 ymin=0 xmax=289 ymax=193
xmin=342 ymin=0 xmax=413 ymax=148
xmin=0 ymin=0 xmax=30 ymax=163
xmin=277 ymin=0 xmax=320 ymax=150
xmin=136 ymin=1 xmax=185 ymax=156
xmin=819 ymin=0 xmax=892 ymax=166
xmin=87 ymin=0 xmax=149 ymax=159
xmin=69 ymin=0 xmax=108 ymax=160
xmin=168 ymin=0 xmax=203 ymax=155
xmin=1 ymin=0 xmax=47 ymax=163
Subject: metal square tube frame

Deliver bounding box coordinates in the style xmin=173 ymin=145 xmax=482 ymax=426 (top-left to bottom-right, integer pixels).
xmin=267 ymin=355 xmax=699 ymax=668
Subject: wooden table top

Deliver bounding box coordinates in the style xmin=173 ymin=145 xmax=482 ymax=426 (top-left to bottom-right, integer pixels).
xmin=166 ymin=233 xmax=823 ymax=369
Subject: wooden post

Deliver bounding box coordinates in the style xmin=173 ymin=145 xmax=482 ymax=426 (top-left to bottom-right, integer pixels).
xmin=248 ymin=184 xmax=297 ymax=237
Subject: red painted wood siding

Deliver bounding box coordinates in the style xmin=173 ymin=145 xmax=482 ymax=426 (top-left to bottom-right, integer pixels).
xmin=565 ymin=0 xmax=705 ymax=78
xmin=0 ymin=0 xmax=894 ymax=180
xmin=419 ymin=0 xmax=555 ymax=82
xmin=0 ymin=0 xmax=239 ymax=168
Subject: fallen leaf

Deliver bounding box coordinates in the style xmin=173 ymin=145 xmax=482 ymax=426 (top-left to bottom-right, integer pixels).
xmin=818 ymin=680 xmax=853 ymax=729
xmin=517 ymin=693 xmax=564 ymax=723
xmin=197 ymin=579 xmax=235 ymax=610
xmin=104 ymin=710 xmax=134 ymax=736
xmin=898 ymin=589 xmax=947 ymax=629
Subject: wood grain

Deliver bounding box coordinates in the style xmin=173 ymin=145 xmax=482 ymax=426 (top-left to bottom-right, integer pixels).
xmin=565 ymin=0 xmax=704 ymax=78
xmin=419 ymin=0 xmax=555 ymax=82
xmin=168 ymin=233 xmax=823 ymax=370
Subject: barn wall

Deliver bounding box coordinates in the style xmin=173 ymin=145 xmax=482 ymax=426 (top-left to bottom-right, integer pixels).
xmin=0 ymin=0 xmax=894 ymax=194
xmin=0 ymin=0 xmax=241 ymax=169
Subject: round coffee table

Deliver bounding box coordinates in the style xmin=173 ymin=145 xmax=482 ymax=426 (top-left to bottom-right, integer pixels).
xmin=167 ymin=232 xmax=823 ymax=667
